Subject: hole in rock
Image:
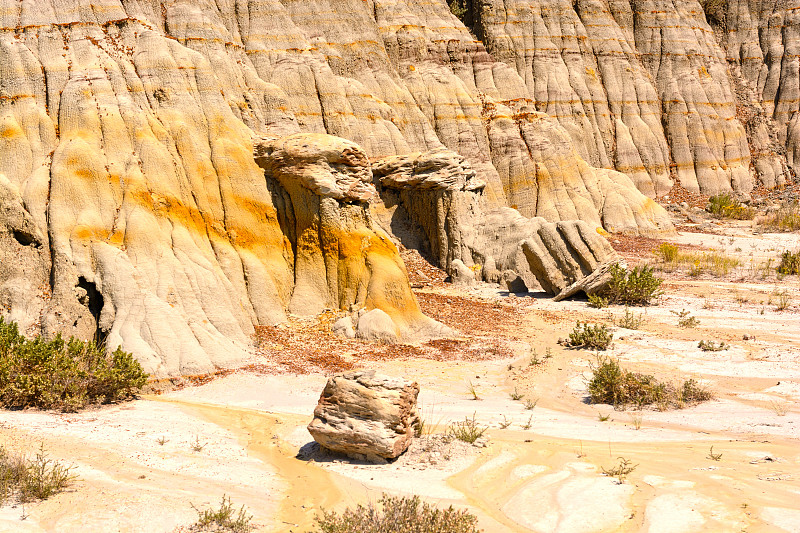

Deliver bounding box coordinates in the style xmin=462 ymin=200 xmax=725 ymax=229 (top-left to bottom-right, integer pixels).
xmin=77 ymin=277 xmax=108 ymax=346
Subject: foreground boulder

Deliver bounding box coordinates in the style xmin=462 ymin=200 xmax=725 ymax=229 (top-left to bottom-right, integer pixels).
xmin=307 ymin=370 xmax=420 ymax=463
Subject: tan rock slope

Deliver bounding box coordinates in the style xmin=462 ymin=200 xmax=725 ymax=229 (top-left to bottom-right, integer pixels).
xmin=0 ymin=0 xmax=794 ymax=375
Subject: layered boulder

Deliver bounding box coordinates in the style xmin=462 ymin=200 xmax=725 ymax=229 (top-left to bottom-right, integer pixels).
xmin=307 ymin=370 xmax=421 ymax=462
xmin=0 ymin=0 xmax=795 ymax=377
xmin=374 ymin=149 xmax=636 ymax=295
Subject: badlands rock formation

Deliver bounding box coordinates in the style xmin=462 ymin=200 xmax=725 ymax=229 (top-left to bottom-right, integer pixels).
xmin=375 ymin=149 xmax=627 ymax=294
xmin=308 ymin=370 xmax=421 ymax=462
xmin=0 ymin=0 xmax=795 ymax=375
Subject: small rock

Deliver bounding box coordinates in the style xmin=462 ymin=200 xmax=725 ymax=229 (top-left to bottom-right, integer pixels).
xmin=449 ymin=259 xmax=475 ymax=286
xmin=332 ymin=316 xmax=355 ymax=338
xmin=356 ymin=309 xmax=398 ymax=343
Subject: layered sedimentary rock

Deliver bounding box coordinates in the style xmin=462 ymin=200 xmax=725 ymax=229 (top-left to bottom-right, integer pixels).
xmin=254 ymin=133 xmax=449 ymax=341
xmin=716 ymin=0 xmax=796 ymax=185
xmin=308 ymin=370 xmax=420 ymax=462
xmin=375 ymin=149 xmax=627 ymax=294
xmin=470 ymin=0 xmax=775 ymax=195
xmin=0 ymin=0 xmax=794 ymax=376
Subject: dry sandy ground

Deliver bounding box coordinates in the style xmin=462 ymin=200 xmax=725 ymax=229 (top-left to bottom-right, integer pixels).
xmin=0 ymin=228 xmax=799 ymax=532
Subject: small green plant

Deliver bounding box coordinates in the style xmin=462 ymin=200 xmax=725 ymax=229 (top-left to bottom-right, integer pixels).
xmin=777 ymin=250 xmax=800 ymax=275
xmin=601 ymin=457 xmax=637 ymax=484
xmin=447 ymin=413 xmax=487 ymax=444
xmin=0 ymin=444 xmax=76 ymax=506
xmin=524 ymin=397 xmax=538 ymax=410
xmin=588 ymin=294 xmax=609 ymax=309
xmin=672 ymin=309 xmax=699 ymax=328
xmin=521 ymin=415 xmax=533 ymax=430
xmin=544 ymin=348 xmax=553 ymax=359
xmin=509 ymin=388 xmax=523 ymax=401
xmin=776 ymin=291 xmax=790 ymax=311
xmin=617 ymin=307 xmax=645 ymax=330
xmin=655 ymin=243 xmax=680 ymax=264
xmin=0 ymin=317 xmax=147 ymax=412
xmin=466 ymin=380 xmax=480 ymax=401
xmin=314 ymin=494 xmax=481 ymax=533
xmin=498 ymin=415 xmax=512 ymax=429
xmin=191 ymin=436 xmax=206 ymax=452
xmin=568 ymin=322 xmax=613 ymax=350
xmin=597 ymin=412 xmax=611 ymax=422
xmin=629 ymin=412 xmax=642 ymax=430
xmin=681 ymin=379 xmax=713 ymax=404
xmin=707 ymin=446 xmax=722 ymax=461
xmin=707 ymin=193 xmax=754 ymax=220
xmin=156 ymin=436 xmax=169 ymax=446
xmin=698 ymin=340 xmax=728 ymax=352
xmin=770 ymin=400 xmax=788 ymax=416
xmin=192 ymin=495 xmax=253 ymax=532
xmin=448 ymin=0 xmax=468 ymax=22
xmin=601 ymin=264 xmax=663 ymax=306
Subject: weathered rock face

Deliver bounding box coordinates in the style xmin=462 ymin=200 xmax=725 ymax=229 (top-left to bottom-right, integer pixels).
xmin=717 ymin=0 xmax=796 ymax=185
xmin=470 ymin=0 xmax=773 ymax=195
xmin=307 ymin=370 xmax=420 ymax=462
xmin=0 ymin=0 xmax=795 ymax=376
xmin=375 ymin=149 xmax=628 ymax=294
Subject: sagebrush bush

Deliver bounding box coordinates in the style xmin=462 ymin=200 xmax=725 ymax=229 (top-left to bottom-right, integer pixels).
xmin=192 ymin=495 xmax=253 ymax=532
xmin=602 ymin=264 xmax=663 ymax=306
xmin=447 ymin=412 xmax=487 ymax=444
xmin=568 ymin=322 xmax=613 ymax=350
xmin=0 ymin=444 xmax=76 ymax=505
xmin=587 ymin=356 xmax=712 ymax=409
xmin=587 ymin=294 xmax=609 ymax=309
xmin=0 ymin=318 xmax=147 ymax=412
xmin=315 ymin=494 xmax=481 ymax=533
xmin=707 ymin=193 xmax=754 ymax=220
xmin=778 ymin=250 xmax=800 ymax=275
xmin=698 ymin=340 xmax=728 ymax=352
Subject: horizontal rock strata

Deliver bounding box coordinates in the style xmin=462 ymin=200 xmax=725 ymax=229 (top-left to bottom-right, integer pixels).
xmin=375 ymin=149 xmax=628 ymax=295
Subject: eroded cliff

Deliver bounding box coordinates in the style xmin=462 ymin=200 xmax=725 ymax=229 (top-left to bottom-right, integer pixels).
xmin=0 ymin=0 xmax=795 ymax=375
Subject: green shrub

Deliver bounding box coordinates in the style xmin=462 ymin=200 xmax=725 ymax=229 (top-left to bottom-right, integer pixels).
xmin=672 ymin=309 xmax=700 ymax=328
xmin=698 ymin=340 xmax=728 ymax=352
xmin=447 ymin=412 xmax=487 ymax=444
xmin=680 ymin=379 xmax=713 ymax=404
xmin=0 ymin=318 xmax=147 ymax=412
xmin=587 ymin=294 xmax=609 ymax=309
xmin=602 ymin=264 xmax=663 ymax=306
xmin=0 ymin=444 xmax=76 ymax=506
xmin=760 ymin=201 xmax=800 ymax=232
xmin=586 ymin=356 xmax=712 ymax=409
xmin=192 ymin=495 xmax=253 ymax=532
xmin=448 ymin=0 xmax=467 ymax=22
xmin=616 ymin=307 xmax=645 ymax=330
xmin=315 ymin=494 xmax=481 ymax=533
xmin=568 ymin=322 xmax=613 ymax=350
xmin=778 ymin=250 xmax=800 ymax=275
xmin=655 ymin=243 xmax=679 ymax=263
xmin=707 ymin=193 xmax=755 ymax=220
